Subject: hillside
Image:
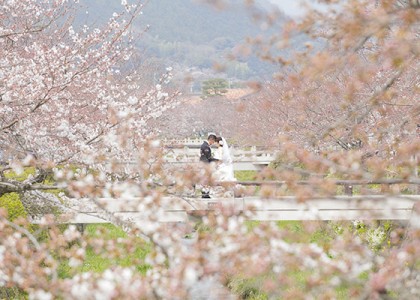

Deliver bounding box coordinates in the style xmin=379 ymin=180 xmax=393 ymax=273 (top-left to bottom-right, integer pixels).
xmin=82 ymin=0 xmax=271 ymax=42
xmin=77 ymin=0 xmax=283 ymax=79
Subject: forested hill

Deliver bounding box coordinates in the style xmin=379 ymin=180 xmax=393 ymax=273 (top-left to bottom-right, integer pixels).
xmin=78 ymin=0 xmax=284 ymax=79
xmin=81 ymin=0 xmax=277 ymax=42
xmin=143 ymin=1 xmax=263 ymax=43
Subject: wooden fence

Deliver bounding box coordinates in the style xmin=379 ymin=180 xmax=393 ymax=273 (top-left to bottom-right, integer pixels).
xmin=29 ymin=179 xmax=420 ymax=225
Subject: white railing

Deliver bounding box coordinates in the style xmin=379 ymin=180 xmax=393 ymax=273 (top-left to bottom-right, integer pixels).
xmin=162 ymin=138 xmax=203 ymax=146
xmin=30 ymin=195 xmax=420 ymax=224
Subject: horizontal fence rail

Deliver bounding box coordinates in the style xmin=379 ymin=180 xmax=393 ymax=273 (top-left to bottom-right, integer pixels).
xmin=30 ymin=195 xmax=420 ymax=224
xmin=162 ymin=141 xmax=278 ymax=171
xmin=26 ymin=165 xmax=420 ymax=224
xmin=214 ymin=179 xmax=420 ymax=186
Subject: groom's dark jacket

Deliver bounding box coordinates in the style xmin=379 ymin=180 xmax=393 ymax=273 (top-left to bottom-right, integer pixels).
xmin=200 ymin=141 xmax=218 ymax=163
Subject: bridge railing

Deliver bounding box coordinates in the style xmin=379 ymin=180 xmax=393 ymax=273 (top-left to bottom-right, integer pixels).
xmin=28 ymin=178 xmax=420 ymax=226
xmin=29 ymin=194 xmax=420 ymax=224
xmin=162 ymin=138 xmax=203 ymax=147
xmin=213 ymin=178 xmax=420 ymax=196
xmin=163 ymin=148 xmax=277 ymax=162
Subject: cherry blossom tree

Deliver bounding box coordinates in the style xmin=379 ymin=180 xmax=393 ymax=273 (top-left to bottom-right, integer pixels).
xmin=246 ymin=0 xmax=419 ymax=150
xmin=0 ymin=0 xmax=419 ymax=299
xmin=0 ymin=0 xmax=178 ymax=195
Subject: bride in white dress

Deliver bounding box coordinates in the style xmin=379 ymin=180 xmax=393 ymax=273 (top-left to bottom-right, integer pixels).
xmin=213 ymin=137 xmax=236 ymax=181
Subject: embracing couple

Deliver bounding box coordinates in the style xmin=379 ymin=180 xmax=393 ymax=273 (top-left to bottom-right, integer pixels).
xmin=200 ymin=133 xmax=236 ymax=182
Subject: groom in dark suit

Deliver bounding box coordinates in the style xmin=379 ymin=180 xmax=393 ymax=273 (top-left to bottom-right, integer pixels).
xmin=200 ymin=133 xmax=219 ymax=198
xmin=200 ymin=133 xmax=218 ymax=163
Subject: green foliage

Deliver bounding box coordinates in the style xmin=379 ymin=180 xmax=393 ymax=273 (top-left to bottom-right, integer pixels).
xmin=354 ymin=220 xmax=393 ymax=252
xmin=0 ymin=193 xmax=27 ymax=221
xmin=0 ymin=193 xmax=29 ymax=297
xmin=245 ymin=220 xmax=260 ymax=232
xmin=202 ymin=78 xmax=229 ymax=96
xmin=235 ymin=170 xmax=258 ymax=181
xmin=57 ymin=259 xmax=72 ymax=279
xmin=331 ymin=222 xmax=345 ymax=235
xmin=233 ymin=220 xmax=401 ymax=299
xmin=0 ymin=287 xmax=26 ymax=299
xmin=2 ymin=166 xmax=67 ymax=218
xmin=227 ymin=277 xmax=268 ymax=300
xmin=57 ymin=224 xmax=151 ymax=279
xmin=3 ymin=167 xmax=36 ymax=181
xmin=277 ymin=220 xmax=395 ymax=253
xmin=3 ymin=166 xmax=58 ymax=192
xmin=83 ymin=224 xmax=150 ymax=274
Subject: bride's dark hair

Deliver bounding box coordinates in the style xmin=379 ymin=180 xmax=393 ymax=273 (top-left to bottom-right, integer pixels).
xmin=216 ymin=137 xmax=223 ymax=145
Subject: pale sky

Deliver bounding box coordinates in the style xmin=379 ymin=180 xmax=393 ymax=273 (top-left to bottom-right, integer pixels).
xmin=267 ymin=0 xmax=331 ymax=17
xmin=267 ymin=0 xmax=306 ymax=17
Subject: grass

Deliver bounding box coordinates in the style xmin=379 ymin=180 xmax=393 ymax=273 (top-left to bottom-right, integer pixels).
xmin=235 ymin=170 xmax=258 ymax=181
xmin=231 ymin=219 xmax=402 ymax=299
xmin=58 ymin=224 xmax=151 ymax=278
xmin=2 ymin=217 xmax=406 ymax=299
xmin=0 ymin=192 xmax=27 ymax=221
xmin=3 ymin=167 xmax=37 ymax=181
xmin=60 ymin=221 xmax=360 ymax=299
xmin=3 ymin=166 xmax=413 ymax=297
xmin=228 ymin=276 xmax=268 ymax=300
xmin=83 ymin=224 xmax=150 ymax=274
xmin=0 ymin=167 xmax=69 ymax=223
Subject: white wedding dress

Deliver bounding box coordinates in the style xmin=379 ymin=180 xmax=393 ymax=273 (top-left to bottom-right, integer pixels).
xmin=214 ymin=137 xmax=236 ymax=181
